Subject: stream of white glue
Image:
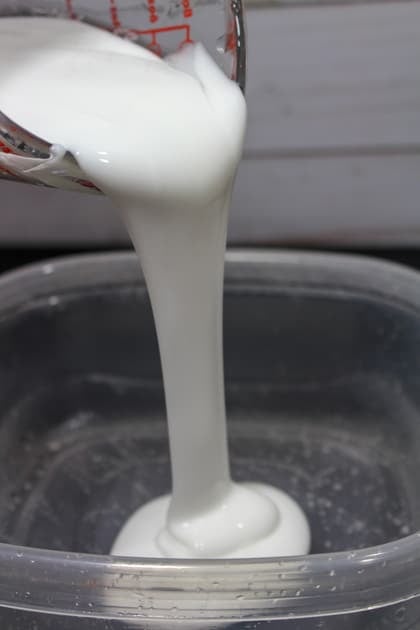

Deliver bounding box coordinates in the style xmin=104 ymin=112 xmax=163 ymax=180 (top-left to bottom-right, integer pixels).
xmin=0 ymin=17 xmax=310 ymax=558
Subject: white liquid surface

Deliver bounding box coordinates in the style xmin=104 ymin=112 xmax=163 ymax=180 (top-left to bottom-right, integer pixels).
xmin=0 ymin=18 xmax=310 ymax=558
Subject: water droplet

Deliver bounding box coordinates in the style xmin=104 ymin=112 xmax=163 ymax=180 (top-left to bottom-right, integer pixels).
xmin=216 ymin=33 xmax=225 ymax=55
xmin=394 ymin=606 xmax=405 ymax=622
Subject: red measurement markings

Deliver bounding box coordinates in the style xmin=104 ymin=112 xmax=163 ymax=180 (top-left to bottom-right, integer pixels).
xmin=75 ymin=178 xmax=100 ymax=191
xmin=0 ymin=140 xmax=12 ymax=154
xmin=66 ymin=0 xmax=76 ymax=19
xmin=181 ymin=0 xmax=193 ymax=19
xmin=128 ymin=24 xmax=193 ymax=56
xmin=225 ymin=27 xmax=236 ymax=52
xmin=147 ymin=0 xmax=159 ymax=24
xmin=0 ymin=140 xmax=16 ymax=178
xmin=109 ymin=0 xmax=121 ymax=29
xmin=0 ymin=164 xmax=16 ymax=177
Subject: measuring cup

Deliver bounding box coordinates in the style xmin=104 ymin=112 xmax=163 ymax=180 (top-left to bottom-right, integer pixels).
xmin=0 ymin=0 xmax=246 ymax=193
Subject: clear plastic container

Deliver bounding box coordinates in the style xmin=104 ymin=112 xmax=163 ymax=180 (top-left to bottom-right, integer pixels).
xmin=0 ymin=250 xmax=420 ymax=629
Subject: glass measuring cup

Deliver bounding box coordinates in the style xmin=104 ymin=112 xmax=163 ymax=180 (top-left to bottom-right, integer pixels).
xmin=0 ymin=0 xmax=246 ymax=192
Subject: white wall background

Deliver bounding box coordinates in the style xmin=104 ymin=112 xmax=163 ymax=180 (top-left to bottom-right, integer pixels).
xmin=1 ymin=1 xmax=420 ymax=246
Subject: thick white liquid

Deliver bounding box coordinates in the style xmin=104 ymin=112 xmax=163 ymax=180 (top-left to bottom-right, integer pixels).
xmin=0 ymin=18 xmax=310 ymax=558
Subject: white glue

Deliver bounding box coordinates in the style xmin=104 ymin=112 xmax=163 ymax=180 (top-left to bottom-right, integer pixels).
xmin=0 ymin=17 xmax=310 ymax=558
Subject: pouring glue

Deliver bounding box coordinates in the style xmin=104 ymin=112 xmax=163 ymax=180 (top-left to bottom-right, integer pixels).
xmin=0 ymin=17 xmax=310 ymax=558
